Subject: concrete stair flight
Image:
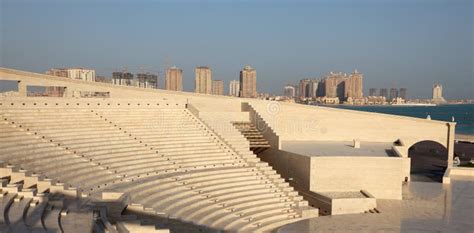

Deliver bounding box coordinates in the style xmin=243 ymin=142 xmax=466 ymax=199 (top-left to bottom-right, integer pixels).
xmin=233 ymin=121 xmax=271 ymax=154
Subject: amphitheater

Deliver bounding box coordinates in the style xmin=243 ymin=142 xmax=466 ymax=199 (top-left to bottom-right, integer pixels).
xmin=0 ymin=67 xmax=467 ymax=233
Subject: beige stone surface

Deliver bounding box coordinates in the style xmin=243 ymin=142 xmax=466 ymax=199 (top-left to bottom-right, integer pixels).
xmin=277 ymin=177 xmax=474 ymax=233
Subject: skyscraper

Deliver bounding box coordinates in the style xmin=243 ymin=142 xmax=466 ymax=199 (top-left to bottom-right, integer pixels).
xmin=229 ymin=80 xmax=240 ymax=97
xmin=212 ymin=80 xmax=224 ymax=95
xmin=432 ymin=83 xmax=447 ymax=102
xmin=165 ymin=66 xmax=183 ymax=91
xmin=299 ymin=79 xmax=311 ymax=99
xmin=136 ymin=73 xmax=158 ymax=89
xmin=321 ymin=72 xmax=346 ymax=100
xmin=389 ymin=88 xmax=398 ymax=100
xmin=344 ymin=70 xmax=364 ymax=99
xmin=379 ymin=88 xmax=388 ymax=98
xmin=399 ymin=88 xmax=407 ymax=100
xmin=284 ymin=85 xmax=296 ymax=97
xmin=432 ymin=84 xmax=442 ymax=99
xmin=369 ymin=88 xmax=377 ymax=96
xmin=310 ymin=80 xmax=319 ymax=98
xmin=239 ymin=65 xmax=257 ymax=98
xmin=195 ymin=66 xmax=212 ymax=94
xmin=299 ymin=79 xmax=319 ymax=99
xmin=112 ymin=71 xmax=134 ymax=86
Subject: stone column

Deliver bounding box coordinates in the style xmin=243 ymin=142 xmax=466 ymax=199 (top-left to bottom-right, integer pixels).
xmin=17 ymin=81 xmax=27 ymax=97
xmin=446 ymin=122 xmax=456 ymax=168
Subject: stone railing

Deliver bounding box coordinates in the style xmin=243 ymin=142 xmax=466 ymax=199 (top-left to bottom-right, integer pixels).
xmin=0 ymin=98 xmax=186 ymax=109
xmin=443 ymin=167 xmax=474 ymax=184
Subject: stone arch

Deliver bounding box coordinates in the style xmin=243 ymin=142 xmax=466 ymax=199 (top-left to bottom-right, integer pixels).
xmin=408 ymin=140 xmax=448 ymax=182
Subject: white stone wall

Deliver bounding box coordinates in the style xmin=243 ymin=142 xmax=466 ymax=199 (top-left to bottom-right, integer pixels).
xmin=310 ymin=156 xmax=405 ymax=199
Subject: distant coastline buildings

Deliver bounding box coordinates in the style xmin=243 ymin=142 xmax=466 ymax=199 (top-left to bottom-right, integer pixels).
xmin=286 ymin=70 xmax=364 ymax=104
xmin=239 ymin=65 xmax=257 ymax=98
xmin=40 ymin=66 xmax=460 ymax=104
xmin=47 ymin=67 xmax=96 ymax=82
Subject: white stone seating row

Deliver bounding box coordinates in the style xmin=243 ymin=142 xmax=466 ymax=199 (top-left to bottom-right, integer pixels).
xmin=0 ymin=121 xmax=119 ymax=194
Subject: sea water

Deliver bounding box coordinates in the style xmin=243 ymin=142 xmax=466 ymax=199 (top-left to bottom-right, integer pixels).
xmin=334 ymin=104 xmax=474 ymax=135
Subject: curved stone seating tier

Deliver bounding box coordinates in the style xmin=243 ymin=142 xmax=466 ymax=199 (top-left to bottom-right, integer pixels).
xmin=107 ymin=167 xmax=304 ymax=231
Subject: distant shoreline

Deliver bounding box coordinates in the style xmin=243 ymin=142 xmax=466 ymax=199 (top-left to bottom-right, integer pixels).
xmin=456 ymin=134 xmax=474 ymax=143
xmin=328 ymin=103 xmax=474 ymax=107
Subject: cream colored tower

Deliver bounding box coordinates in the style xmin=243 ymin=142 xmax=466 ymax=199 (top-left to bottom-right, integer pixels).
xmin=165 ymin=66 xmax=183 ymax=91
xmin=432 ymin=83 xmax=446 ymax=103
xmin=212 ymin=80 xmax=224 ymax=95
xmin=432 ymin=84 xmax=443 ymax=99
xmin=239 ymin=65 xmax=257 ymax=98
xmin=195 ymin=66 xmax=212 ymax=94
xmin=229 ymin=80 xmax=240 ymax=97
xmin=345 ymin=69 xmax=363 ymax=99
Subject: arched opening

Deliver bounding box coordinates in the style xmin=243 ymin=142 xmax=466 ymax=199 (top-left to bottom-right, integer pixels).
xmin=408 ymin=140 xmax=448 ymax=182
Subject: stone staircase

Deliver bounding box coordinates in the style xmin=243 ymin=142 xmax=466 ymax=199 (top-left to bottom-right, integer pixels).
xmin=233 ymin=122 xmax=271 ymax=154
xmin=0 ymin=162 xmax=94 ymax=233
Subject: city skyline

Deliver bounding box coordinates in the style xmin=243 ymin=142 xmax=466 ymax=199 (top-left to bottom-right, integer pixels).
xmin=1 ymin=0 xmax=472 ymax=99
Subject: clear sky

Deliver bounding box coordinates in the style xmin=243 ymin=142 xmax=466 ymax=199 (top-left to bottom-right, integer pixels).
xmin=1 ymin=0 xmax=473 ymax=99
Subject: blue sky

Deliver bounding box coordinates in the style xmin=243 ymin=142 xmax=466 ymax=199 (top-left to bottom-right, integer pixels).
xmin=1 ymin=0 xmax=473 ymax=99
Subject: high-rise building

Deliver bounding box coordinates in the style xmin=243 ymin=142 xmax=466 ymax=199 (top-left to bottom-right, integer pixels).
xmin=432 ymin=84 xmax=442 ymax=99
xmin=112 ymin=71 xmax=134 ymax=86
xmin=344 ymin=70 xmax=363 ymax=99
xmin=47 ymin=67 xmax=96 ymax=82
xmin=432 ymin=84 xmax=446 ymax=103
xmin=321 ymin=72 xmax=346 ymax=100
xmin=229 ymin=80 xmax=240 ymax=97
xmin=299 ymin=79 xmax=319 ymax=99
xmin=369 ymin=88 xmax=378 ymax=96
xmin=379 ymin=88 xmax=388 ymax=98
xmin=195 ymin=66 xmax=212 ymax=94
xmin=239 ymin=65 xmax=257 ymax=98
xmin=310 ymin=80 xmax=319 ymax=98
xmin=299 ymin=79 xmax=311 ymax=99
xmin=165 ymin=66 xmax=183 ymax=91
xmin=136 ymin=73 xmax=158 ymax=89
xmin=389 ymin=88 xmax=398 ymax=100
xmin=319 ymin=70 xmax=363 ymax=102
xmin=212 ymin=80 xmax=224 ymax=95
xmin=284 ymin=85 xmax=296 ymax=97
xmin=399 ymin=88 xmax=407 ymax=100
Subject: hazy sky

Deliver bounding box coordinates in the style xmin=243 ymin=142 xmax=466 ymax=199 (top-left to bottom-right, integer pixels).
xmin=1 ymin=0 xmax=473 ymax=99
